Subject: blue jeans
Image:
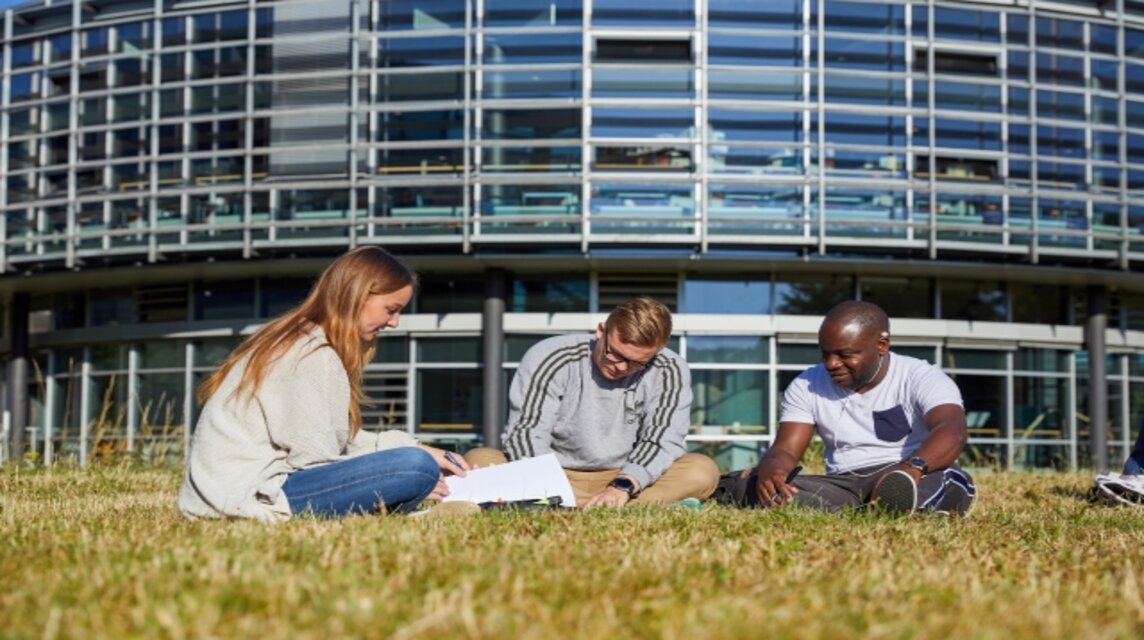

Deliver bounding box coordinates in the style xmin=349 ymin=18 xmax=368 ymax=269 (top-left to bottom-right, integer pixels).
xmin=281 ymin=447 xmax=438 ymax=518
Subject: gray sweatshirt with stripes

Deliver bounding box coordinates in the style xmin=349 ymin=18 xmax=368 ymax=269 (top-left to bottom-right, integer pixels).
xmin=502 ymin=333 xmax=693 ymax=489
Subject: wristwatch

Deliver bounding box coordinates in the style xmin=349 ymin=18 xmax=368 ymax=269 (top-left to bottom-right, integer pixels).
xmin=608 ymin=476 xmax=639 ymax=498
xmin=904 ymin=456 xmax=929 ymax=475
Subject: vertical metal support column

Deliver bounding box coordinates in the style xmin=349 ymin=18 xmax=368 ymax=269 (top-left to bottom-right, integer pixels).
xmin=481 ymin=269 xmax=508 ymax=449
xmin=1086 ymin=286 xmax=1109 ymax=470
xmin=7 ymin=293 xmax=30 ymax=463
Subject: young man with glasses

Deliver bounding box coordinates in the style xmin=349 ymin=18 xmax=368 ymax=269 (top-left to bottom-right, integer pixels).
xmin=465 ymin=297 xmax=719 ymax=507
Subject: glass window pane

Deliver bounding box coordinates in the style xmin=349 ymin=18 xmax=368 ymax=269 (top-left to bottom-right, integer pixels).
xmin=379 ymin=36 xmax=466 ymax=68
xmin=373 ymin=336 xmax=410 ymax=364
xmin=592 ymin=0 xmax=694 ymax=27
xmin=483 ymin=109 xmax=580 ymax=140
xmin=91 ymin=344 xmax=129 ymax=372
xmin=820 ymin=38 xmax=905 ymax=71
xmin=777 ymin=343 xmax=819 ymax=365
xmin=691 ymin=370 xmax=768 ymax=427
xmin=681 ymin=278 xmax=772 ymax=314
xmin=379 ymin=0 xmax=466 ymax=30
xmin=485 ymin=0 xmax=582 ymax=27
xmin=708 ymin=0 xmax=800 ymax=29
xmin=512 ymin=277 xmax=589 ymax=312
xmin=949 ymin=373 xmax=1006 ymax=439
xmin=820 ymin=74 xmax=906 ymax=106
xmin=417 ymin=338 xmax=481 ymax=362
xmin=506 ymin=335 xmax=558 ymax=362
xmin=773 ymin=274 xmax=854 ymax=315
xmin=859 ymin=277 xmax=932 ymax=319
xmin=194 ymin=280 xmax=255 ymax=320
xmin=139 ymin=341 xmax=184 ymax=369
xmin=90 ymin=288 xmax=134 ymax=326
xmin=923 ymin=6 xmax=1001 ymax=42
xmin=137 ymin=373 xmax=186 ymax=431
xmin=944 ymin=349 xmax=1007 ymax=370
xmin=940 ymin=280 xmax=1007 ymax=322
xmin=708 ymin=110 xmax=803 ymax=144
xmin=485 ymin=68 xmax=579 ymax=98
xmin=416 ymin=369 xmax=481 ymax=431
xmin=416 ymin=275 xmax=484 ymax=313
xmin=708 ymin=70 xmax=802 ymax=101
xmin=894 ymin=346 xmax=936 ymax=364
xmin=1011 ymin=284 xmax=1069 ymax=325
xmin=1015 ymin=348 xmax=1068 ymax=373
xmin=592 ymin=68 xmax=695 ymax=99
xmin=483 ymin=32 xmax=581 ymax=63
xmin=708 ymin=33 xmax=802 ymax=66
xmin=687 ymin=336 xmax=768 ymax=364
xmin=817 ymin=1 xmax=904 ymax=35
xmin=1014 ymin=377 xmax=1068 ymax=440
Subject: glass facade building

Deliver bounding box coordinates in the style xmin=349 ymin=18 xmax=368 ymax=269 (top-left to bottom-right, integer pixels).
xmin=1 ymin=0 xmax=1143 ymax=470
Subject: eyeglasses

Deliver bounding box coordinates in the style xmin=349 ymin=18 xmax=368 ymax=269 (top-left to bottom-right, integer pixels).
xmin=601 ymin=332 xmax=652 ymax=370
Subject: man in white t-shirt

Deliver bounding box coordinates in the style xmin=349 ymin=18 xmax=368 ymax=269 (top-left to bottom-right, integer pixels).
xmin=714 ymin=300 xmax=976 ymax=515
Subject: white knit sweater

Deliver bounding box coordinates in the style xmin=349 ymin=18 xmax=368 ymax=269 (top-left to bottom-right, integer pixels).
xmin=177 ymin=326 xmax=418 ymax=522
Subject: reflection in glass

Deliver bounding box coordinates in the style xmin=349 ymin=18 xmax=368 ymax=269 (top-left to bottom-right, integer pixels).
xmin=484 ymin=69 xmax=580 ymax=99
xmin=708 ymin=0 xmax=800 ymax=29
xmin=945 ymin=372 xmax=1005 ymax=438
xmin=485 ymin=0 xmax=582 ymax=27
xmin=708 ymin=33 xmax=802 ymax=67
xmin=774 ymin=274 xmax=853 ymax=315
xmin=1015 ymin=348 xmax=1069 ymax=373
xmin=816 ymin=2 xmax=902 ymax=34
xmin=1013 ymin=376 xmax=1069 ymax=441
xmin=859 ymin=277 xmax=932 ymax=319
xmin=682 ymin=279 xmax=772 ymax=315
xmin=691 ymin=370 xmax=768 ymax=430
xmin=592 ymin=0 xmax=694 ymax=27
xmin=417 ymin=369 xmax=482 ymax=432
xmin=708 ymin=70 xmax=801 ymax=101
xmin=483 ymin=109 xmax=580 ymax=140
xmin=481 ymin=146 xmax=582 ymax=172
xmin=592 ymin=68 xmax=695 ymax=98
xmin=687 ymin=336 xmax=769 ymax=364
xmin=512 ymin=277 xmax=589 ymax=312
xmin=484 ymin=32 xmax=581 ymax=63
xmin=940 ymin=280 xmax=1007 ymax=322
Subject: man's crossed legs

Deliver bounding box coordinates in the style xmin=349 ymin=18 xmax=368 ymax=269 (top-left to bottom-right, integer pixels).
xmin=713 ymin=462 xmax=976 ymax=516
xmin=464 ymin=447 xmax=719 ymax=507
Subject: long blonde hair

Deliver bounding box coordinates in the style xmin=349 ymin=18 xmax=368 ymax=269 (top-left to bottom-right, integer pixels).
xmin=197 ymin=246 xmax=417 ymax=435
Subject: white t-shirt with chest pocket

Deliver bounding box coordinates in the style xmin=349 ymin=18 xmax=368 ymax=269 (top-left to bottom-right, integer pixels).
xmin=780 ymin=352 xmax=964 ymax=474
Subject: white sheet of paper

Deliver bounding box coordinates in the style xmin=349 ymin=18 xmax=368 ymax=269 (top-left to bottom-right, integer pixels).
xmin=443 ymin=453 xmax=575 ymax=507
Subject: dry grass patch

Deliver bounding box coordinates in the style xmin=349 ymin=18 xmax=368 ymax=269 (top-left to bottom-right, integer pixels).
xmin=1 ymin=468 xmax=1142 ymax=639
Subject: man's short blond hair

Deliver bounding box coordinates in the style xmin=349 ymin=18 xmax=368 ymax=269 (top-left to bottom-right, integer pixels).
xmin=606 ymin=297 xmax=673 ymax=349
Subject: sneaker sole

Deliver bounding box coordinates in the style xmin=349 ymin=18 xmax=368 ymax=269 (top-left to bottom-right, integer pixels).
xmin=874 ymin=470 xmax=918 ymax=514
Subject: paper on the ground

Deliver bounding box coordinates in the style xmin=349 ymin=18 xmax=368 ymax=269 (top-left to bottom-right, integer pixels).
xmin=443 ymin=453 xmax=575 ymax=507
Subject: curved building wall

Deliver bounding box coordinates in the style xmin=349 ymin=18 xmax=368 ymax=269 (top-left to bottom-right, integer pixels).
xmin=1 ymin=0 xmax=1143 ymax=470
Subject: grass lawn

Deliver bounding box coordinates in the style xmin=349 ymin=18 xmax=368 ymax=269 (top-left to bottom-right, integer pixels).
xmin=1 ymin=467 xmax=1142 ymax=639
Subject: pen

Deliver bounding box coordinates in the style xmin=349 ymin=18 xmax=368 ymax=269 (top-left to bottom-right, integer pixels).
xmin=768 ymin=464 xmax=803 ymax=503
xmin=444 ymin=451 xmax=463 ymax=470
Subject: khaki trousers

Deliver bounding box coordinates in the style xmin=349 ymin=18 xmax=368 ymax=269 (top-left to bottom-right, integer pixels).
xmin=464 ymin=447 xmax=719 ymax=507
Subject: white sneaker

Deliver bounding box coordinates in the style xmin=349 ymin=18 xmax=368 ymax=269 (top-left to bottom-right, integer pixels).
xmin=1093 ymin=473 xmax=1144 ymax=507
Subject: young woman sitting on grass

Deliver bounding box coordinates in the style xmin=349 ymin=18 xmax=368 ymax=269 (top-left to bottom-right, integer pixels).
xmin=178 ymin=246 xmax=468 ymax=521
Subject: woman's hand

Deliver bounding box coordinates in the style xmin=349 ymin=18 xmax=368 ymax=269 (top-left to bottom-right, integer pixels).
xmin=417 ymin=444 xmax=471 ymax=477
xmin=417 ymin=444 xmax=472 ymax=501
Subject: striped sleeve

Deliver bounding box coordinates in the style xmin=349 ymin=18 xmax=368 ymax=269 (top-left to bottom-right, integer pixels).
xmin=502 ymin=340 xmax=591 ymax=460
xmin=621 ymin=355 xmax=692 ymax=488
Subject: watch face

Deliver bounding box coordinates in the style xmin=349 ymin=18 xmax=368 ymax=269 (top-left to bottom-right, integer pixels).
xmin=610 ymin=477 xmax=635 ymax=494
